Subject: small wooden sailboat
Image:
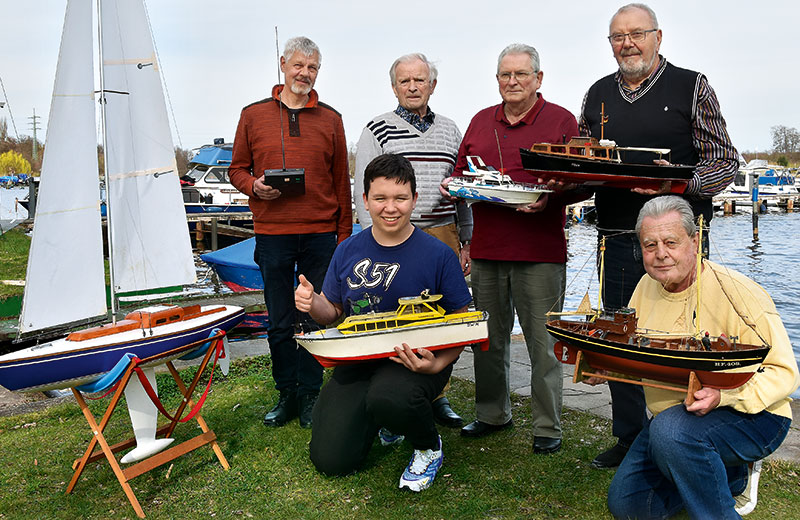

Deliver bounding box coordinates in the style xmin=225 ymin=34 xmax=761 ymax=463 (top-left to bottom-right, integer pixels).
xmin=448 ymin=155 xmax=550 ymax=206
xmin=295 ymin=292 xmax=489 ymax=367
xmin=546 ymin=222 xmax=770 ymax=391
xmin=0 ymin=0 xmax=243 ymax=463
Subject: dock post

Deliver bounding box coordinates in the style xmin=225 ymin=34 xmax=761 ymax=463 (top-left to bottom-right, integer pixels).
xmin=750 ymin=172 xmax=759 ymax=240
xmin=211 ymin=218 xmax=218 ymax=251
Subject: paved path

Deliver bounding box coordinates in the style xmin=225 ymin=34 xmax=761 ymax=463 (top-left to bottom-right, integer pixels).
xmin=2 ymin=330 xmax=798 ymax=464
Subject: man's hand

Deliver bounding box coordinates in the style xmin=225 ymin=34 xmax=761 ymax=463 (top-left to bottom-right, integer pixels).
xmin=294 ymin=274 xmax=314 ymax=313
xmin=253 ymin=176 xmax=282 ymax=200
xmin=439 ymin=176 xmax=458 ymax=201
xmin=581 ymin=369 xmax=609 ymax=386
xmin=685 ymin=387 xmax=720 ymax=416
xmin=515 ymin=193 xmax=549 ymax=213
xmin=632 ymin=160 xmax=673 ymax=195
xmin=460 ymin=243 xmax=471 ymax=276
xmin=390 ymin=343 xmax=441 ymax=374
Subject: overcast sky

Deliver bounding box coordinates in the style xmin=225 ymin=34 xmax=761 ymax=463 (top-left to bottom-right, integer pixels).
xmin=2 ymin=0 xmax=798 ymax=156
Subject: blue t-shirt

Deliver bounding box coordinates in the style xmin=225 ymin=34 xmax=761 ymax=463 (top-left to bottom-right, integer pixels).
xmin=322 ymin=227 xmax=471 ymax=317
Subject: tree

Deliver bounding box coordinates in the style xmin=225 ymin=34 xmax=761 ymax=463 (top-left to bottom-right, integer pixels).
xmin=777 ymin=156 xmax=789 ymax=167
xmin=770 ymin=125 xmax=800 ymax=154
xmin=0 ymin=150 xmax=32 ymax=174
xmin=174 ymin=146 xmax=192 ymax=175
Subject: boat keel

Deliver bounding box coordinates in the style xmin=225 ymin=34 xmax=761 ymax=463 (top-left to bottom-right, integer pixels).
xmin=120 ymin=367 xmax=174 ymax=464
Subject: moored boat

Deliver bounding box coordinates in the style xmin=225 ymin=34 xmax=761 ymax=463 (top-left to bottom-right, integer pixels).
xmin=295 ymin=292 xmax=489 ymax=367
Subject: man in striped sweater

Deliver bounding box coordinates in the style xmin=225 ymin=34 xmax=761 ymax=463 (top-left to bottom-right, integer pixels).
xmin=579 ymin=3 xmax=739 ymax=470
xmin=353 ymin=53 xmax=472 ymax=428
xmin=229 ymin=36 xmax=351 ymax=430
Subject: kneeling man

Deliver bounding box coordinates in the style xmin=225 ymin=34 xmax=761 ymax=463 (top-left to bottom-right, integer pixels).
xmin=607 ymin=195 xmax=799 ymax=519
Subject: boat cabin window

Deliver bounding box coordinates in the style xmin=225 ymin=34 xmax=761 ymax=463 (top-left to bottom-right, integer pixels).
xmin=204 ymin=167 xmax=230 ymax=184
xmin=733 ymin=172 xmax=746 ymax=187
xmin=185 ymin=164 xmax=208 ymax=182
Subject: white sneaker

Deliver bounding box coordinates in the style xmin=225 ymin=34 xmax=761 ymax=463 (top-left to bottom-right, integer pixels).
xmin=398 ymin=436 xmax=443 ymax=492
xmin=734 ymin=460 xmax=762 ymax=516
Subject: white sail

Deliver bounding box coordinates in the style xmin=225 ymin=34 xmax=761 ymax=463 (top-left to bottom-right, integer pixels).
xmin=101 ymin=0 xmax=195 ymax=294
xmin=19 ymin=0 xmax=107 ymax=334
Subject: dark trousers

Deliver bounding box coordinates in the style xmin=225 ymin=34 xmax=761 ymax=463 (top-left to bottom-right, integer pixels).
xmin=309 ymin=360 xmax=451 ymax=476
xmin=254 ymin=232 xmax=337 ymax=397
xmin=599 ymin=232 xmax=649 ymax=445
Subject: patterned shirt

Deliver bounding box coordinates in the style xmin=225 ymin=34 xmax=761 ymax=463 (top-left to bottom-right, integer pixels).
xmin=579 ymin=56 xmax=738 ymax=197
xmin=395 ymin=105 xmax=436 ymax=133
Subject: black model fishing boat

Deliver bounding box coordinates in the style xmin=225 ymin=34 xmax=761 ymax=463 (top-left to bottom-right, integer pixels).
xmin=520 ymin=136 xmax=695 ymax=193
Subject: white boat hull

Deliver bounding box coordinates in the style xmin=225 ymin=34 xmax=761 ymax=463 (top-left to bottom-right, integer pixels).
xmin=295 ymin=313 xmax=489 ymax=367
xmin=448 ymin=179 xmax=548 ymax=206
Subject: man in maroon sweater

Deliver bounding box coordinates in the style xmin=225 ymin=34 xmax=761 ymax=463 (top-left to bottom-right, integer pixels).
xmin=229 ymin=36 xmax=351 ymax=429
xmin=443 ymin=43 xmax=585 ymax=454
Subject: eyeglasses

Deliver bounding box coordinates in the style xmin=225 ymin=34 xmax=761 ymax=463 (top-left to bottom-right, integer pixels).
xmin=607 ymin=29 xmax=658 ymax=44
xmin=497 ymin=70 xmax=537 ymax=82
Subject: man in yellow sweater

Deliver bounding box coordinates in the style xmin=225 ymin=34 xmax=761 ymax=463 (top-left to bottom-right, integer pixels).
xmin=606 ymin=196 xmax=799 ymax=519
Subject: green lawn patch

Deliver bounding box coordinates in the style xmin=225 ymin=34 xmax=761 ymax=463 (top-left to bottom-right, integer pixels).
xmin=1 ymin=356 xmax=797 ymax=519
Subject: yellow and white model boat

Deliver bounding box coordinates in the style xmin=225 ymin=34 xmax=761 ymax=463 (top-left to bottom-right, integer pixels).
xmin=295 ymin=292 xmax=489 ymax=367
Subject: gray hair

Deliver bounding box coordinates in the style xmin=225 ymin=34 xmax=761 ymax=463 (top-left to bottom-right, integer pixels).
xmin=283 ymin=36 xmax=322 ymax=67
xmin=635 ymin=196 xmax=696 ymax=237
xmin=497 ymin=44 xmax=540 ymax=74
xmin=389 ymin=53 xmax=438 ymax=85
xmin=611 ymin=3 xmax=659 ymax=32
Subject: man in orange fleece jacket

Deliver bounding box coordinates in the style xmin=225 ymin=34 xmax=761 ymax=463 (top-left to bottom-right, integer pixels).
xmin=229 ymin=36 xmax=352 ymax=430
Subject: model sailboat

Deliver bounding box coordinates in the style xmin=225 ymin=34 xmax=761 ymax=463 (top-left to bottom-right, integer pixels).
xmin=0 ymin=0 xmax=244 ymax=462
xmin=546 ymin=222 xmax=770 ymax=390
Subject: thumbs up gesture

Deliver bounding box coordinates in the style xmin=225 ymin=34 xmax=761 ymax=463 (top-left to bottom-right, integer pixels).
xmin=295 ymin=274 xmax=315 ymax=313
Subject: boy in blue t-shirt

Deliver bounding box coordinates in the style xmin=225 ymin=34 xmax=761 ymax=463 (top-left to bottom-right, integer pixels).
xmin=295 ymin=153 xmax=471 ymax=492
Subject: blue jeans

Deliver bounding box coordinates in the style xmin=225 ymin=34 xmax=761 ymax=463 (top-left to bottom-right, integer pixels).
xmin=608 ymin=404 xmax=790 ymax=520
xmin=254 ymin=232 xmax=337 ymax=396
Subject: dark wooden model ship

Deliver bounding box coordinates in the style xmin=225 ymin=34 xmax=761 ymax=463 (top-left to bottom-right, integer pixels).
xmin=547 ymin=224 xmax=770 ymax=394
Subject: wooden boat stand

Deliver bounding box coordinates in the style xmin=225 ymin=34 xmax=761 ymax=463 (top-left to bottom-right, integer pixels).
xmin=66 ymin=332 xmax=230 ymax=518
xmin=571 ymin=350 xmax=703 ymax=407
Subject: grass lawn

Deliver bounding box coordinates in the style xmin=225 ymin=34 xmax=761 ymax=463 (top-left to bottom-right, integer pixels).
xmin=0 ymin=228 xmax=29 ymax=300
xmin=1 ymin=355 xmax=798 ymax=519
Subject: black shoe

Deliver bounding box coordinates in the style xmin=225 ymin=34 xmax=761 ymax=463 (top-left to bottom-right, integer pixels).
xmin=432 ymin=397 xmax=463 ymax=428
xmin=460 ymin=419 xmax=513 ymax=438
xmin=298 ymin=393 xmax=317 ymax=429
xmin=591 ymin=442 xmax=630 ymax=469
xmin=263 ymin=391 xmax=298 ymax=427
xmin=533 ymin=436 xmax=562 ymax=454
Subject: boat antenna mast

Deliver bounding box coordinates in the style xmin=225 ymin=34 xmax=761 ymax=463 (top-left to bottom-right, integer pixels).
xmin=494 ymin=129 xmax=504 ymax=174
xmin=600 ymin=102 xmax=608 ymax=141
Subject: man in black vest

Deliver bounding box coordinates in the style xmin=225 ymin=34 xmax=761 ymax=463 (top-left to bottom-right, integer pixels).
xmin=578 ymin=3 xmax=738 ymax=469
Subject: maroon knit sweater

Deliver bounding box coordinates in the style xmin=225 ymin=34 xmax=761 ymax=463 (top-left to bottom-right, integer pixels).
xmin=229 ymin=85 xmax=352 ymax=239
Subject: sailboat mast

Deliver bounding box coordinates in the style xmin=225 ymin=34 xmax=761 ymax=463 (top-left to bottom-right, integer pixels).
xmin=598 ymin=235 xmax=606 ymax=315
xmin=694 ymin=215 xmax=704 ymax=338
xmin=97 ymin=0 xmax=118 ymax=323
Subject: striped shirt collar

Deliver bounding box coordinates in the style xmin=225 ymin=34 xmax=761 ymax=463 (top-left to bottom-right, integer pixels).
xmin=615 ymin=55 xmax=666 ymax=101
xmin=395 ymin=105 xmax=436 ymax=132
